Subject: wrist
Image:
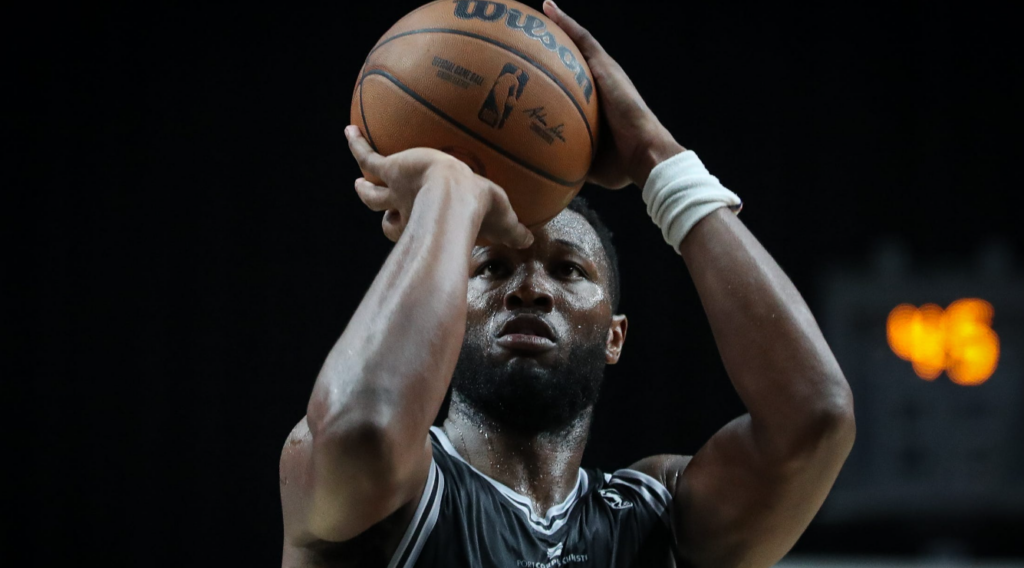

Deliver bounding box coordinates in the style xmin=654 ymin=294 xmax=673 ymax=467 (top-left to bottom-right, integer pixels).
xmin=641 ymin=150 xmax=742 ymax=254
xmin=630 ymin=130 xmax=686 ymax=188
xmin=414 ymin=178 xmax=489 ymax=230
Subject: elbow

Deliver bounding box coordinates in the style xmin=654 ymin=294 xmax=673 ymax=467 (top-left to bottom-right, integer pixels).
xmin=807 ymin=381 xmax=857 ymax=460
xmin=770 ymin=379 xmax=857 ymax=469
xmin=304 ymin=417 xmax=413 ymax=542
xmin=307 ymin=390 xmax=410 ymax=483
xmin=307 ymin=380 xmax=401 ymax=445
xmin=816 ymin=384 xmax=857 ymax=455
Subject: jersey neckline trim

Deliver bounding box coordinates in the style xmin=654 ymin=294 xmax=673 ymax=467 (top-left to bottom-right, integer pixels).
xmin=429 ymin=425 xmax=588 ymax=531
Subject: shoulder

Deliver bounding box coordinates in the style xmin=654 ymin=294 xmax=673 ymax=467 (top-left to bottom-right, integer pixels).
xmin=627 ymin=454 xmax=692 ymax=497
xmin=572 ymin=460 xmax=684 ymax=568
xmin=595 ymin=454 xmax=692 ymax=523
xmin=594 ymin=456 xmax=686 ymax=520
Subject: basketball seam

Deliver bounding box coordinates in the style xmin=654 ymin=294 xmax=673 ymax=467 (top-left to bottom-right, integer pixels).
xmin=368 ymin=1 xmax=444 ymax=52
xmin=357 ymin=64 xmax=379 ymax=152
xmin=366 ymin=27 xmax=595 ymax=155
xmin=359 ymin=68 xmax=585 ymax=187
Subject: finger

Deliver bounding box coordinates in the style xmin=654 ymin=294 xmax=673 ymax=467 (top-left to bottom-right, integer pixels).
xmin=382 ymin=210 xmax=404 ymax=243
xmin=542 ymin=0 xmax=605 ymax=60
xmin=354 ymin=177 xmax=391 ymax=212
xmin=345 ymin=125 xmax=387 ymax=179
xmin=488 ymin=183 xmax=535 ymax=249
xmin=508 ymin=223 xmax=534 ymax=249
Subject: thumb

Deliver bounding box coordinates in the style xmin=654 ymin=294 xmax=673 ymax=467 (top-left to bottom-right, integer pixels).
xmin=508 ymin=224 xmax=535 ymax=249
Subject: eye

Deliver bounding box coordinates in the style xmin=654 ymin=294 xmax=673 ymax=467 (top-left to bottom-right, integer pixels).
xmin=475 ymin=260 xmax=509 ymax=278
xmin=556 ymin=262 xmax=587 ymax=280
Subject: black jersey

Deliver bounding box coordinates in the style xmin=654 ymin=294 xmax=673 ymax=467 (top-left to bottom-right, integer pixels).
xmin=385 ymin=426 xmax=676 ymax=568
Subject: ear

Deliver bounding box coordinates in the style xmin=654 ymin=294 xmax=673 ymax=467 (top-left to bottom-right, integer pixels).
xmin=605 ymin=314 xmax=628 ymax=364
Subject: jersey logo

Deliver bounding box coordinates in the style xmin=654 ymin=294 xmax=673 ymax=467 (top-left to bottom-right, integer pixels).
xmin=546 ymin=542 xmax=563 ymax=560
xmin=598 ymin=487 xmax=634 ymax=510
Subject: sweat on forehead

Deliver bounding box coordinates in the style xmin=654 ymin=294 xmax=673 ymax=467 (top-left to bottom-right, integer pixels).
xmin=474 ymin=209 xmax=609 ymax=271
xmin=535 ymin=208 xmax=604 ymax=257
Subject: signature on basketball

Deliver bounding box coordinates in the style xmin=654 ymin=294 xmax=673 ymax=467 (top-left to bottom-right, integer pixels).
xmin=523 ymin=106 xmax=566 ymax=145
xmin=453 ymin=0 xmax=594 ymax=104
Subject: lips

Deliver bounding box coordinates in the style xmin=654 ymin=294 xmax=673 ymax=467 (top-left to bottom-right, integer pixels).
xmin=496 ymin=315 xmax=557 ymax=353
xmin=497 ymin=314 xmax=556 ymax=342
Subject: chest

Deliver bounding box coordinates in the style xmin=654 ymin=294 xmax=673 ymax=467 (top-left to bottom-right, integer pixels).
xmin=416 ymin=488 xmax=657 ymax=568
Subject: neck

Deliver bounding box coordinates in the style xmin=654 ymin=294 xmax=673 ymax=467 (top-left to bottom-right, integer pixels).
xmin=443 ymin=393 xmax=591 ymax=517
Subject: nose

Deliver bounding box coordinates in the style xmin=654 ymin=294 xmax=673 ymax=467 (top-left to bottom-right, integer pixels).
xmin=503 ymin=264 xmax=554 ymax=312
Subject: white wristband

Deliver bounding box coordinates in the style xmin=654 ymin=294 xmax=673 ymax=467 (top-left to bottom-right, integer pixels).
xmin=641 ymin=150 xmax=742 ymax=253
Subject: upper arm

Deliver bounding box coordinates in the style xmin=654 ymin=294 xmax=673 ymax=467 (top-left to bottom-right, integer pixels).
xmin=676 ymin=414 xmax=851 ymax=568
xmin=636 ymin=413 xmax=852 ymax=568
xmin=279 ymin=416 xmax=432 ymax=547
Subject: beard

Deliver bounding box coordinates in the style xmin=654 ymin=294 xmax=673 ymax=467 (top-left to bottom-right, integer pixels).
xmin=449 ymin=333 xmax=608 ymax=437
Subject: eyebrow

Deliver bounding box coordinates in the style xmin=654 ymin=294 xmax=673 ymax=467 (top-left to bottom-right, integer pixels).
xmin=475 ymin=239 xmax=594 ymax=260
xmin=552 ymin=237 xmax=593 ymax=257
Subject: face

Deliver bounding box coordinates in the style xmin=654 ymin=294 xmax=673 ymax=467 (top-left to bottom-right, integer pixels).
xmin=449 ymin=209 xmax=628 ymax=436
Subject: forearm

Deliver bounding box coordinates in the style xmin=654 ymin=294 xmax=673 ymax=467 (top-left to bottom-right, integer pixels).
xmin=680 ymin=209 xmax=854 ymax=460
xmin=308 ymin=184 xmax=484 ymax=455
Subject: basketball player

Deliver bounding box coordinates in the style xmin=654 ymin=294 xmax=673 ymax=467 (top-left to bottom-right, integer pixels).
xmin=280 ymin=2 xmax=855 ymax=567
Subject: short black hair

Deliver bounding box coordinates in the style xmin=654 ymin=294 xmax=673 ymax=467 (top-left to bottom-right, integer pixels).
xmin=566 ymin=196 xmax=621 ymax=312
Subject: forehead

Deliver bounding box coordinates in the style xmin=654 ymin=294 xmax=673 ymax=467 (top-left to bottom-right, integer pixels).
xmin=535 ymin=208 xmax=604 ymax=258
xmin=473 ymin=208 xmax=608 ymax=270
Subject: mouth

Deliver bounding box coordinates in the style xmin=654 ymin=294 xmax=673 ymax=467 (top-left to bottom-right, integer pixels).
xmin=496 ymin=314 xmax=557 ymax=353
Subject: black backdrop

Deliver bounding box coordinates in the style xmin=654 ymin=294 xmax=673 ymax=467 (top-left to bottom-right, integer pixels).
xmin=14 ymin=0 xmax=1023 ymax=565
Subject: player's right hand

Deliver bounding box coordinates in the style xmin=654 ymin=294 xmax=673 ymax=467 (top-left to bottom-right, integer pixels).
xmin=345 ymin=125 xmax=534 ymax=248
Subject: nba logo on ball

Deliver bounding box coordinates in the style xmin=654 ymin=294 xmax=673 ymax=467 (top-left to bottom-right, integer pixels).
xmin=478 ymin=63 xmax=530 ymax=129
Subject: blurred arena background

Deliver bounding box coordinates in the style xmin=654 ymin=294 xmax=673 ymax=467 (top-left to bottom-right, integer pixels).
xmin=11 ymin=0 xmax=1022 ymax=566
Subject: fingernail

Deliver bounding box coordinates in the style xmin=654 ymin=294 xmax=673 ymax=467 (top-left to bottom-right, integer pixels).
xmin=546 ymin=0 xmax=559 ymax=11
xmin=345 ymin=125 xmax=355 ymax=137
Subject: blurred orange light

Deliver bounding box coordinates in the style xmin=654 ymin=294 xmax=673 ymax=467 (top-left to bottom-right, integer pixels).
xmin=886 ymin=299 xmax=999 ymax=385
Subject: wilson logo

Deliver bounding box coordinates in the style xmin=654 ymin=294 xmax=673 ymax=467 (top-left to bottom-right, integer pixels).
xmin=453 ymin=0 xmax=594 ymax=103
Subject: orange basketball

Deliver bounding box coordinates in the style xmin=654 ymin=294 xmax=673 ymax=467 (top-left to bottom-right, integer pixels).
xmin=351 ymin=0 xmax=599 ymax=227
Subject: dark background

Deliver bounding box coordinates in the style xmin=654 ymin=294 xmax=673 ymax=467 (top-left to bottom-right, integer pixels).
xmin=13 ymin=0 xmax=1023 ymax=566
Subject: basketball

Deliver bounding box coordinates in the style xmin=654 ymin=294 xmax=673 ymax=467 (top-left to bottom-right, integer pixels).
xmin=351 ymin=0 xmax=599 ymax=227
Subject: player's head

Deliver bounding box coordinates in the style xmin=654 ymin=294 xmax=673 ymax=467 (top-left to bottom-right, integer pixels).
xmin=449 ymin=196 xmax=626 ymax=437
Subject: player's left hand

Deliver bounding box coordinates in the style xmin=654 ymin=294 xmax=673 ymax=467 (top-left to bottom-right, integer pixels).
xmin=543 ymin=0 xmax=686 ymax=189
